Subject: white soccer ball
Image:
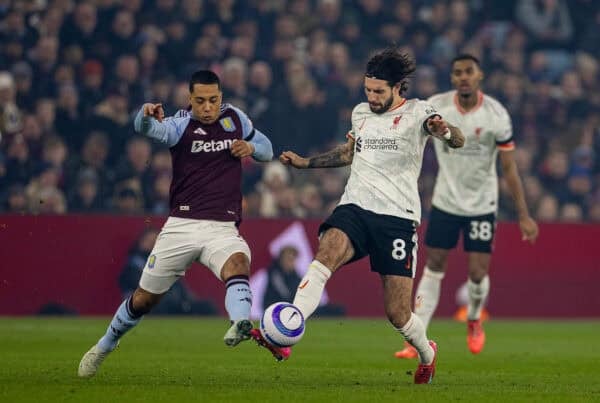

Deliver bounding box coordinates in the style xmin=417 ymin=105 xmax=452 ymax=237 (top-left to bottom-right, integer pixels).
xmin=260 ymin=302 xmax=305 ymax=347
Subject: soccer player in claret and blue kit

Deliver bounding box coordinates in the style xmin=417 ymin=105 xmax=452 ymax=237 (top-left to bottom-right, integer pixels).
xmin=78 ymin=70 xmax=274 ymax=377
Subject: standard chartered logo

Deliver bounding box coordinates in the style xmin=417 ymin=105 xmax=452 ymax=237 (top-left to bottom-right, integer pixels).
xmin=363 ymin=138 xmax=398 ymax=151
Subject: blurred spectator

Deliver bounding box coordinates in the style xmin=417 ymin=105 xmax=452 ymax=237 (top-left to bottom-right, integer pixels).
xmin=263 ymin=246 xmax=302 ymax=308
xmin=263 ymin=245 xmax=345 ymax=316
xmin=12 ymin=61 xmax=34 ymax=110
xmin=257 ymin=161 xmax=290 ymax=217
xmin=113 ymin=54 xmax=144 ymax=106
xmin=516 ymin=0 xmax=573 ymax=50
xmin=55 ymin=84 xmax=84 ymax=149
xmin=5 ymin=134 xmax=34 ymax=186
xmin=0 ymin=71 xmax=22 ymax=135
xmin=3 ymin=184 xmax=28 ymax=213
xmin=536 ymin=194 xmax=559 ymax=221
xmin=107 ymin=9 xmax=138 ymax=58
xmin=112 ymin=179 xmax=144 ymax=214
xmin=247 ymin=61 xmax=275 ymax=133
xmin=149 ymin=171 xmax=171 ymax=215
xmin=114 ymin=136 xmax=153 ymax=204
xmin=299 ymin=184 xmax=324 ymax=218
xmin=221 ymin=57 xmax=248 ymax=103
xmin=68 ymin=167 xmax=104 ymax=212
xmin=26 ymin=168 xmax=67 ymax=215
xmin=118 ymin=227 xmax=218 ymax=315
xmin=70 ymin=131 xmax=113 ymax=198
xmin=79 ymin=60 xmax=105 ymax=117
xmin=88 ymin=89 xmax=130 ymax=152
xmin=559 ymin=202 xmax=583 ymax=222
xmin=588 ymin=201 xmax=600 ymax=222
xmin=59 ymin=2 xmax=100 ymax=59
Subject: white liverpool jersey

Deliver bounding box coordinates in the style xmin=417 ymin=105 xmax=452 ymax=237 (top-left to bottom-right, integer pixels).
xmin=428 ymin=90 xmax=515 ymax=216
xmin=339 ymin=99 xmax=438 ymax=224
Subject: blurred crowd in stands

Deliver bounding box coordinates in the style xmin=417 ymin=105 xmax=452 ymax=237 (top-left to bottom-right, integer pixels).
xmin=0 ymin=0 xmax=599 ymax=222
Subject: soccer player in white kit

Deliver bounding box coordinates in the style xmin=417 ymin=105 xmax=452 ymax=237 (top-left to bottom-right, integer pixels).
xmin=78 ymin=70 xmax=274 ymax=377
xmin=395 ymin=54 xmax=539 ymax=359
xmin=274 ymin=48 xmax=465 ymax=384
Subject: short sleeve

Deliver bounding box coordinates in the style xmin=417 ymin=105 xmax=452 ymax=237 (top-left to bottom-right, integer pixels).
xmin=229 ymin=105 xmax=255 ymax=139
xmin=495 ymin=106 xmax=514 ymax=151
xmin=347 ymin=103 xmax=363 ymax=139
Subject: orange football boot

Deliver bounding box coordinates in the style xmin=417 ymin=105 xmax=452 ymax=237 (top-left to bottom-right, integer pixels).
xmin=467 ymin=319 xmax=486 ymax=354
xmin=394 ymin=341 xmax=418 ymax=359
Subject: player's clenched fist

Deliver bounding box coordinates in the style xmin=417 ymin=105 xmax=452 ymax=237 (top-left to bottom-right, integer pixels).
xmin=230 ymin=139 xmax=255 ymax=158
xmin=142 ymin=103 xmax=165 ymax=122
xmin=279 ymin=151 xmax=309 ymax=169
xmin=425 ymin=115 xmax=448 ymax=137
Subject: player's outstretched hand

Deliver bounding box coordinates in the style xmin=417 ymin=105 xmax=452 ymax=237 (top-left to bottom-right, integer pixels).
xmin=519 ymin=216 xmax=539 ymax=244
xmin=143 ymin=103 xmax=165 ymax=122
xmin=426 ymin=115 xmax=449 ymax=137
xmin=279 ymin=151 xmax=309 ymax=169
xmin=230 ymin=139 xmax=255 ymax=158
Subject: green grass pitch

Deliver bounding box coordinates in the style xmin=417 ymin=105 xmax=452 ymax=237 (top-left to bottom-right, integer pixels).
xmin=1 ymin=318 xmax=599 ymax=402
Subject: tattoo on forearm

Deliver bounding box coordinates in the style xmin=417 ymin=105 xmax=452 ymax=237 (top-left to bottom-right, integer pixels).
xmin=307 ymin=144 xmax=354 ymax=168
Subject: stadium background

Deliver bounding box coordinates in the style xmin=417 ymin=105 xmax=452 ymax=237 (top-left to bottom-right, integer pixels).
xmin=0 ymin=0 xmax=599 ymax=318
xmin=1 ymin=1 xmax=599 ymax=401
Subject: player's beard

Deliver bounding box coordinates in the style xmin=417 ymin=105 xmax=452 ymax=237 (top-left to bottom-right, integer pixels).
xmin=369 ymin=94 xmax=394 ymax=114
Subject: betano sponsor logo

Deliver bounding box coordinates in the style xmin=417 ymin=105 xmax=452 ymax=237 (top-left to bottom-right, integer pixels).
xmin=191 ymin=139 xmax=234 ymax=153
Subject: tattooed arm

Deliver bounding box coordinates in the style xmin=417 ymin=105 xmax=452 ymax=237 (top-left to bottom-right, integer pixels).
xmin=279 ymin=136 xmax=355 ymax=169
xmin=424 ymin=116 xmax=465 ymax=149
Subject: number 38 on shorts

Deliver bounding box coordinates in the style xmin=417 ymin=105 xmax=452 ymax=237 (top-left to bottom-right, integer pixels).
xmin=425 ymin=206 xmax=496 ymax=253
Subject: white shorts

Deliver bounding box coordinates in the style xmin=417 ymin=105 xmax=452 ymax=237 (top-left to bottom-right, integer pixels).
xmin=139 ymin=217 xmax=251 ymax=294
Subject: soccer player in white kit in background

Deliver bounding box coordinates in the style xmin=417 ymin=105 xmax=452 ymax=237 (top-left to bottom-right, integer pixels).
xmin=273 ymin=47 xmax=465 ymax=384
xmin=395 ymin=54 xmax=539 ymax=359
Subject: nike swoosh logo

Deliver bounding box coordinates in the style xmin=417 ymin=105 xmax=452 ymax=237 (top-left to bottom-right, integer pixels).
xmin=299 ymin=280 xmax=309 ymax=289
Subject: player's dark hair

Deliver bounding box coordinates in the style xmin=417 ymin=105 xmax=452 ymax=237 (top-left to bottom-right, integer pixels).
xmin=365 ymin=47 xmax=416 ymax=93
xmin=451 ymin=54 xmax=481 ymax=67
xmin=189 ymin=70 xmax=221 ymax=92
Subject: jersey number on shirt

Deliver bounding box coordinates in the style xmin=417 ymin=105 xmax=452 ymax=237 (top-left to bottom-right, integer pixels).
xmin=469 ymin=220 xmax=493 ymax=241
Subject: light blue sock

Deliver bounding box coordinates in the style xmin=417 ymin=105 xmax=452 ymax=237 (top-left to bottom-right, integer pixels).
xmin=97 ymin=297 xmax=142 ymax=352
xmin=224 ymin=276 xmax=252 ymax=322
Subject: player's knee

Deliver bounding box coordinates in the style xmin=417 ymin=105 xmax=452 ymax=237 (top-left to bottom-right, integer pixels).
xmin=426 ymin=252 xmax=447 ymax=272
xmin=468 ymin=267 xmax=487 ymax=283
xmin=131 ymin=288 xmax=162 ymax=315
xmin=221 ymin=252 xmax=250 ymax=279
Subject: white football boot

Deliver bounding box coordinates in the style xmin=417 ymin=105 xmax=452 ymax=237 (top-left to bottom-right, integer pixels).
xmin=223 ymin=319 xmax=253 ymax=346
xmin=78 ymin=343 xmax=116 ymax=378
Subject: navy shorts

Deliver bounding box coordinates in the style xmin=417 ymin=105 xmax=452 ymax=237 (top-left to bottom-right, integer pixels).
xmin=319 ymin=204 xmax=418 ymax=277
xmin=425 ymin=206 xmax=496 ymax=253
